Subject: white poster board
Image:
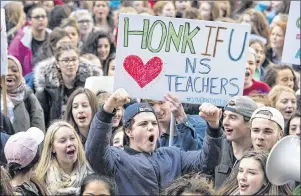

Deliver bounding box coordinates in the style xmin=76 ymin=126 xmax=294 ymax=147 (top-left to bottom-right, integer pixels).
xmin=282 ymin=1 xmax=300 ymax=65
xmin=85 ymin=76 xmax=114 ymax=94
xmin=114 ymin=14 xmax=250 ymax=106
xmin=1 ymin=8 xmax=8 ymax=76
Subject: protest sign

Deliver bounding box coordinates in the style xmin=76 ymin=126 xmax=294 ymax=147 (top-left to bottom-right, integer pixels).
xmin=114 ymin=14 xmax=251 ymax=106
xmin=282 ymin=1 xmax=300 ymax=65
xmin=1 ymin=8 xmax=8 ymax=76
xmin=85 ymin=76 xmax=114 ymax=94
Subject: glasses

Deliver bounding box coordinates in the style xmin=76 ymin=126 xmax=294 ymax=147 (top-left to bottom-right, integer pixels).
xmin=78 ymin=20 xmax=92 ymax=24
xmin=31 ymin=15 xmax=47 ymax=20
xmin=58 ymin=58 xmax=79 ymax=65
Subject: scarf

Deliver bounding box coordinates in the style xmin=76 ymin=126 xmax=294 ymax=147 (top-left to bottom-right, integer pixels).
xmin=45 ymin=160 xmax=93 ymax=195
xmin=7 ymin=82 xmax=26 ymax=106
xmin=6 ymin=55 xmax=26 ymax=106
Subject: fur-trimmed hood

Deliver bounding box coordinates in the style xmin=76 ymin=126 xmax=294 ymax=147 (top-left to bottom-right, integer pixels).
xmin=34 ymin=57 xmax=101 ymax=91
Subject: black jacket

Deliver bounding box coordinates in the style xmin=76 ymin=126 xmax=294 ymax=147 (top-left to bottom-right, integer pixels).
xmin=34 ymin=57 xmax=101 ymax=126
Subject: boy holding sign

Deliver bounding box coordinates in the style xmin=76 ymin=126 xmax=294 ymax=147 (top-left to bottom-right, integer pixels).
xmin=86 ymin=88 xmax=222 ymax=195
xmin=146 ymin=93 xmax=206 ymax=151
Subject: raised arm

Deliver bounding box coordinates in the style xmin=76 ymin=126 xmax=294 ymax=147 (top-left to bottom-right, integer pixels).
xmin=180 ymin=103 xmax=224 ymax=173
xmin=85 ymin=89 xmax=130 ymax=174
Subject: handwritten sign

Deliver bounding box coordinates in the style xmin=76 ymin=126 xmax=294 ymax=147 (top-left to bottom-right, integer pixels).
xmin=282 ymin=1 xmax=300 ymax=65
xmin=114 ymin=14 xmax=250 ymax=106
xmin=1 ymin=8 xmax=8 ymax=76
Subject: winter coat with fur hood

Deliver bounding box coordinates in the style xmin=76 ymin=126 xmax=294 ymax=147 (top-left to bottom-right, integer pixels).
xmin=34 ymin=57 xmax=101 ymax=126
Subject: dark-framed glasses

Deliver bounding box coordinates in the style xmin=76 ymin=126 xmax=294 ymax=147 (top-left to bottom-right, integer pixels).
xmin=31 ymin=15 xmax=47 ymax=20
xmin=59 ymin=57 xmax=79 ymax=65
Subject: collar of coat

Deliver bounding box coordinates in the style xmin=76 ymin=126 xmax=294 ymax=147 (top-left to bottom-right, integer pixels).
xmin=34 ymin=57 xmax=101 ymax=91
xmin=124 ymin=146 xmax=154 ymax=155
xmin=21 ymin=26 xmax=52 ymax=49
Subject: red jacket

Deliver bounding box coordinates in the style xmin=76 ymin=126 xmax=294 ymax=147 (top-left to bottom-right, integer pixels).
xmin=243 ymin=79 xmax=271 ymax=96
xmin=8 ymin=26 xmax=51 ymax=76
xmin=53 ymin=0 xmax=64 ymax=5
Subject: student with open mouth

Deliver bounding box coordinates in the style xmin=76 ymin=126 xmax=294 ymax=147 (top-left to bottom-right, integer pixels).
xmin=92 ymin=1 xmax=114 ymax=33
xmin=146 ymin=93 xmax=204 ymax=152
xmin=64 ymin=88 xmax=98 ymax=145
xmin=199 ymin=96 xmax=258 ymax=190
xmin=5 ymin=55 xmax=45 ymax=133
xmin=216 ymin=151 xmax=292 ymax=195
xmin=35 ymin=120 xmax=93 ymax=195
xmin=86 ymin=88 xmax=223 ymax=195
xmin=243 ymin=47 xmax=270 ymax=96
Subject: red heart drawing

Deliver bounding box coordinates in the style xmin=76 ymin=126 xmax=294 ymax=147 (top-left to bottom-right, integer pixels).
xmin=123 ymin=55 xmax=163 ymax=88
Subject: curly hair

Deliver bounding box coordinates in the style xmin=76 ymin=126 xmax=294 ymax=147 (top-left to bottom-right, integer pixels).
xmin=80 ymin=30 xmax=116 ymax=75
xmin=163 ymin=172 xmax=213 ymax=195
xmin=80 ymin=30 xmax=115 ymax=57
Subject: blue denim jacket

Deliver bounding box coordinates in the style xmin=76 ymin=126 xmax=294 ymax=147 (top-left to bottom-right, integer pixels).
xmin=159 ymin=115 xmax=207 ymax=151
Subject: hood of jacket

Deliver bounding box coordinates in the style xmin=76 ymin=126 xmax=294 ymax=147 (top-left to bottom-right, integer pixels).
xmin=34 ymin=57 xmax=101 ymax=91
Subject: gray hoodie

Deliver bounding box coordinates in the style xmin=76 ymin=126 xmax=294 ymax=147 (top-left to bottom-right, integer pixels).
xmin=86 ymin=106 xmax=223 ymax=195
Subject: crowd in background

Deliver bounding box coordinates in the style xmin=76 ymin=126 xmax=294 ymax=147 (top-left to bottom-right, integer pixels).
xmin=0 ymin=0 xmax=300 ymax=195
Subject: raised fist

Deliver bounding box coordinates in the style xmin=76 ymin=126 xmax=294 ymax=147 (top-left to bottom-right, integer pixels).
xmin=104 ymin=88 xmax=131 ymax=113
xmin=199 ymin=103 xmax=222 ymax=129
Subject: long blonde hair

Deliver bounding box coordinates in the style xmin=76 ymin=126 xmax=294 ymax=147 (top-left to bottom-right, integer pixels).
xmin=6 ymin=2 xmax=25 ymax=37
xmin=5 ymin=2 xmax=25 ymax=27
xmin=35 ymin=120 xmax=90 ymax=182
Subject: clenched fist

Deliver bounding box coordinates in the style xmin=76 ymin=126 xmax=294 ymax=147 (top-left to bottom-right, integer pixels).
xmin=104 ymin=88 xmax=131 ymax=113
xmin=199 ymin=103 xmax=222 ymax=129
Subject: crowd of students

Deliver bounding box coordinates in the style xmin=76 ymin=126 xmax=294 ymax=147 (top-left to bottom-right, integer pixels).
xmin=0 ymin=0 xmax=300 ymax=195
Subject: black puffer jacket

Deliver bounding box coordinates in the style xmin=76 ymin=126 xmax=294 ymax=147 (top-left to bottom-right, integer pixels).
xmin=34 ymin=57 xmax=101 ymax=126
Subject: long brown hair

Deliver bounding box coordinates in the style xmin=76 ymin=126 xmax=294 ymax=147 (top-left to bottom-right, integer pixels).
xmin=240 ymin=8 xmax=270 ymax=43
xmin=64 ymin=88 xmax=98 ymax=137
xmin=216 ymin=151 xmax=293 ymax=195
